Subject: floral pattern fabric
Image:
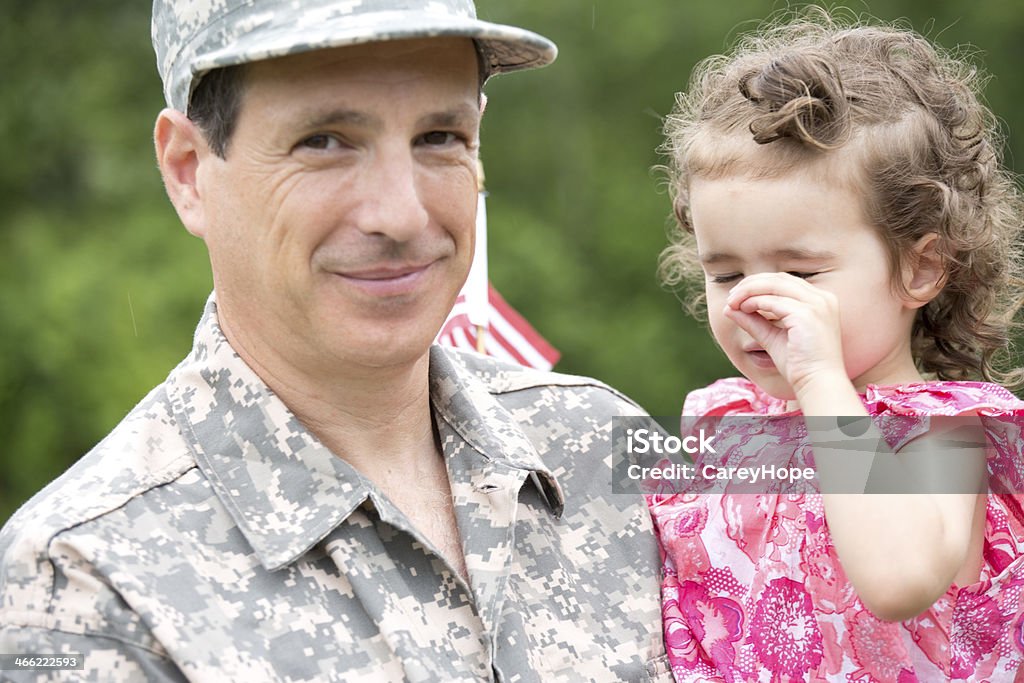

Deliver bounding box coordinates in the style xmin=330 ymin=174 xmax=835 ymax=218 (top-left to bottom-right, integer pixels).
xmin=649 ymin=379 xmax=1024 ymax=682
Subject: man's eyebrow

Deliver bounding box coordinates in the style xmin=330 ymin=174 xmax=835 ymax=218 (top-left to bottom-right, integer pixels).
xmin=296 ymin=104 xmax=479 ymax=132
xmin=299 ymin=109 xmax=378 ymax=131
xmin=699 ymin=247 xmax=836 ymax=265
xmin=416 ymin=103 xmax=481 ymax=129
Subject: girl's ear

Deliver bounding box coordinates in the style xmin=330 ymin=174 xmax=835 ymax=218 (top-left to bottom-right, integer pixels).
xmin=902 ymin=233 xmax=947 ymax=309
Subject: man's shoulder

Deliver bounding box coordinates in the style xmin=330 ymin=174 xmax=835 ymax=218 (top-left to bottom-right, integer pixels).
xmin=0 ymin=381 xmax=197 ymax=585
xmin=436 ymin=345 xmax=644 ymax=413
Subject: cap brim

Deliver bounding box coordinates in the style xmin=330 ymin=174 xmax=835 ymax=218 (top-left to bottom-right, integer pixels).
xmin=192 ymin=10 xmax=556 ymax=84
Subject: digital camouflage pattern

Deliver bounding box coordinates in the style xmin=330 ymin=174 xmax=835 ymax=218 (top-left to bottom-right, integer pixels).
xmin=152 ymin=0 xmax=558 ymax=112
xmin=0 ymin=296 xmax=670 ymax=682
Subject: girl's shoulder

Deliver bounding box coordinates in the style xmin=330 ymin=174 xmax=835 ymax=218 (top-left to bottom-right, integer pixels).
xmin=682 ymin=377 xmax=788 ymax=416
xmin=862 ymin=380 xmax=1024 ymax=416
xmin=683 ymin=378 xmax=1024 ymax=417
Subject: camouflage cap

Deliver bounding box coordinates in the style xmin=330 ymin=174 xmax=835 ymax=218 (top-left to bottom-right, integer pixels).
xmin=153 ymin=0 xmax=558 ymax=113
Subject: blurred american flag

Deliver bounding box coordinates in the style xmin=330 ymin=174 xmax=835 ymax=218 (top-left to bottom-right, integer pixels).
xmin=435 ymin=171 xmax=560 ymax=371
xmin=436 ymin=284 xmax=561 ymax=371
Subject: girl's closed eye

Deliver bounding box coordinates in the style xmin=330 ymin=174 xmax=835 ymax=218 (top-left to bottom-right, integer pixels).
xmin=709 ymin=271 xmax=817 ymax=284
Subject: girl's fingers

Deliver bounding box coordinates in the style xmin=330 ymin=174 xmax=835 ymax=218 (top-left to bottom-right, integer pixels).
xmin=735 ymin=294 xmax=802 ymax=321
xmin=726 ymin=272 xmax=824 ymax=309
xmin=723 ymin=306 xmax=781 ymax=348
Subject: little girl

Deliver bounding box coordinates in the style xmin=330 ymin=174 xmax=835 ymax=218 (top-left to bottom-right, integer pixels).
xmin=650 ymin=10 xmax=1024 ymax=682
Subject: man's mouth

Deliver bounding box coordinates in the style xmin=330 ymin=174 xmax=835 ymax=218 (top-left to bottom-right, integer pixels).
xmin=342 ymin=264 xmax=431 ymax=280
xmin=333 ymin=261 xmax=436 ymax=296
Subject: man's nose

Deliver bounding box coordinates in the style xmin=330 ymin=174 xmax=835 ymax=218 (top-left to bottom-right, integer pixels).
xmin=350 ymin=146 xmax=430 ymax=241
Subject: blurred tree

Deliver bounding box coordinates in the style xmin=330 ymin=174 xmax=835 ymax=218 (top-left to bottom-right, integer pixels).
xmin=2 ymin=0 xmax=1022 ymax=524
xmin=0 ymin=2 xmax=211 ymax=521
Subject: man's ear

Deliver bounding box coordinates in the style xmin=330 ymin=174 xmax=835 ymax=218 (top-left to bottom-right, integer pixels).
xmin=902 ymin=233 xmax=948 ymax=309
xmin=154 ymin=108 xmax=212 ymax=239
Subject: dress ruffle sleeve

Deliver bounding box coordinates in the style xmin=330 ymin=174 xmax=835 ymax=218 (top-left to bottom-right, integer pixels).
xmin=682 ymin=377 xmax=789 ymax=417
xmin=861 ymin=382 xmax=1024 ymax=495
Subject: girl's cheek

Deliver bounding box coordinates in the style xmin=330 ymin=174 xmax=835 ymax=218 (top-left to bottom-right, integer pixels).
xmin=707 ymin=314 xmax=730 ymax=348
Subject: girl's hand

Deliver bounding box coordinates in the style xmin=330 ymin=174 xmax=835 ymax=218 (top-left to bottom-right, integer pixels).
xmin=724 ymin=272 xmax=846 ymax=395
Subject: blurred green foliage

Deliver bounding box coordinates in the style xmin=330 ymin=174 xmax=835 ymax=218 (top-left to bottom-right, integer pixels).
xmin=3 ymin=0 xmax=1023 ymax=523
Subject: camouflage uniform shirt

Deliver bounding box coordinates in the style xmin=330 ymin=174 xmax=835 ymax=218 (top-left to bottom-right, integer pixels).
xmin=0 ymin=297 xmax=669 ymax=682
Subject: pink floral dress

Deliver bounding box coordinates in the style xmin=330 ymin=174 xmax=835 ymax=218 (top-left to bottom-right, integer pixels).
xmin=648 ymin=378 xmax=1024 ymax=682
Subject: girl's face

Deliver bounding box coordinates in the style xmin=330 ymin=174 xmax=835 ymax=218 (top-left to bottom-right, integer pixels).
xmin=688 ymin=171 xmax=924 ymax=399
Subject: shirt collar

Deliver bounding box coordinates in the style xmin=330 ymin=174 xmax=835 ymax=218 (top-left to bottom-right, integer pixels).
xmin=428 ymin=345 xmax=564 ymax=515
xmin=167 ymin=295 xmax=563 ymax=572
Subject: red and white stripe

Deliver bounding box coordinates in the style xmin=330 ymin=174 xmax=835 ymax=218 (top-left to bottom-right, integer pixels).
xmin=436 ymin=284 xmax=561 ymax=371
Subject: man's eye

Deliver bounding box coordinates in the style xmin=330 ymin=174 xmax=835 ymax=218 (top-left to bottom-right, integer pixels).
xmin=709 ymin=273 xmax=742 ymax=284
xmin=420 ymin=131 xmax=458 ymax=146
xmin=786 ymin=271 xmax=818 ymax=279
xmin=300 ymin=134 xmax=340 ymax=150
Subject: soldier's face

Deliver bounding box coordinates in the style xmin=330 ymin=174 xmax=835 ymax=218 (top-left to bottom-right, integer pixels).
xmin=196 ymin=37 xmax=480 ymax=374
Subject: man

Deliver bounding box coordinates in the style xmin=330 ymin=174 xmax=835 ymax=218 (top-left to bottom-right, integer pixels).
xmin=0 ymin=1 xmax=668 ymax=680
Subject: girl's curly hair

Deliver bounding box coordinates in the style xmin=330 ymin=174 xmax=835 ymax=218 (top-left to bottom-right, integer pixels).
xmin=660 ymin=7 xmax=1024 ymax=386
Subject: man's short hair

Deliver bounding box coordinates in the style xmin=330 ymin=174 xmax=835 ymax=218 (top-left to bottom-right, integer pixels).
xmin=187 ymin=65 xmax=247 ymax=159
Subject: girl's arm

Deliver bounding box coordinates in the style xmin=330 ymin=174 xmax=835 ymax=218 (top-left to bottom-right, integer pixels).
xmin=725 ymin=273 xmax=987 ymax=621
xmin=797 ymin=371 xmax=986 ymax=621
